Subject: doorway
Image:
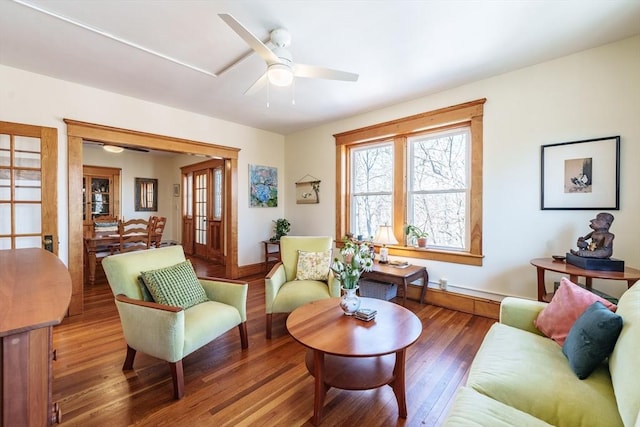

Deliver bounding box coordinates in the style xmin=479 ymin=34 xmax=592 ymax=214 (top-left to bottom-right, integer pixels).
xmin=181 ymin=159 xmax=225 ymax=263
xmin=66 ymin=119 xmax=240 ymax=315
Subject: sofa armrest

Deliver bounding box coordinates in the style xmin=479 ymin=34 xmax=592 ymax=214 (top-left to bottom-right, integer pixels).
xmin=265 ymin=262 xmax=286 ymax=313
xmin=198 ymin=277 xmax=248 ymax=322
xmin=499 ymin=297 xmax=547 ymax=336
xmin=114 ymin=294 xmax=185 ymax=362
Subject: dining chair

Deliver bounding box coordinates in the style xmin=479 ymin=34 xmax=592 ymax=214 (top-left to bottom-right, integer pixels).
xmin=149 ymin=215 xmax=167 ymax=248
xmin=84 ymin=215 xmax=119 ymax=282
xmin=117 ymin=218 xmax=151 ymax=253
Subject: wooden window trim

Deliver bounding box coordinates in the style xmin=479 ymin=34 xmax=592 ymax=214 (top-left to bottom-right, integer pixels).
xmin=334 ymin=99 xmax=486 ymax=266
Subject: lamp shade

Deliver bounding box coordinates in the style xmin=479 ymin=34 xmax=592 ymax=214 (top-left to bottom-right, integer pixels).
xmin=267 ymin=63 xmax=294 ymax=87
xmin=374 ymin=225 xmax=399 ymax=245
xmin=103 ymin=144 xmax=124 ymax=153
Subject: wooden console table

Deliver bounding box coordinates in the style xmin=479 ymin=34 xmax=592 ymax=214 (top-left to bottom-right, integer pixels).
xmin=362 ymin=261 xmax=429 ymax=305
xmin=0 ymin=248 xmax=72 ymax=425
xmin=262 ymin=240 xmax=281 ymax=269
xmin=530 ymin=257 xmax=640 ymax=302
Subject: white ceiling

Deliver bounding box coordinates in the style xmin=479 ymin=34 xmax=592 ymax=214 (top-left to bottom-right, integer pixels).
xmin=1 ymin=0 xmax=639 ymax=135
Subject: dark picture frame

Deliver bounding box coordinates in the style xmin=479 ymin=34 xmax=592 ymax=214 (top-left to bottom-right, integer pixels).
xmin=541 ymin=136 xmax=620 ymax=210
xmin=135 ymin=177 xmax=158 ymax=211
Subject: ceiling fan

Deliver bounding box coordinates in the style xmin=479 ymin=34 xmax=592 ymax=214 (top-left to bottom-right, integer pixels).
xmin=218 ymin=13 xmax=359 ymax=95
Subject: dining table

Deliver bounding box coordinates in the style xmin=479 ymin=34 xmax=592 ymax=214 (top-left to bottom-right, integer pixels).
xmin=83 ymin=231 xmax=120 ymax=285
xmin=83 ymin=231 xmax=159 ymax=285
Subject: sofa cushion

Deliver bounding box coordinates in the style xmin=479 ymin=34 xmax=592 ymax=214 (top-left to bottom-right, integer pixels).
xmin=141 ymin=260 xmax=208 ymax=309
xmin=608 ymin=283 xmax=640 ymax=427
xmin=295 ymin=250 xmax=331 ymax=281
xmin=534 ymin=277 xmax=616 ymax=346
xmin=467 ymin=322 xmax=623 ymax=427
xmin=562 ymin=301 xmax=623 ymax=380
xmin=443 ymin=387 xmax=553 ymax=427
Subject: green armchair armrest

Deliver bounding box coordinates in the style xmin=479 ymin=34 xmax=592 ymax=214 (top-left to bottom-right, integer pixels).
xmin=199 ymin=277 xmax=248 ymax=322
xmin=115 ymin=294 xmax=186 ymax=363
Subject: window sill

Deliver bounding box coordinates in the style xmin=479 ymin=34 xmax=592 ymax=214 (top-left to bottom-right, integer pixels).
xmin=389 ymin=246 xmax=483 ymax=266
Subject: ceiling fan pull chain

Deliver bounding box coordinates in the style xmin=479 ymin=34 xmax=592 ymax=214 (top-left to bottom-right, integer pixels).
xmin=266 ymin=80 xmax=270 ymax=108
xmin=291 ymin=79 xmax=296 ymax=106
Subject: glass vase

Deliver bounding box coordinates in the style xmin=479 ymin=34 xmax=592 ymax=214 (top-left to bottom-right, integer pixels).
xmin=340 ymin=285 xmax=361 ymax=315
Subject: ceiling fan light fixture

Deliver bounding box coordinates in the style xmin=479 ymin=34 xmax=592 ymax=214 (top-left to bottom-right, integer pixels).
xmin=103 ymin=144 xmax=124 ymax=153
xmin=267 ymin=63 xmax=294 ymax=87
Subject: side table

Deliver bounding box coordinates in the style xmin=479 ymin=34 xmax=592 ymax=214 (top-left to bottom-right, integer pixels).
xmin=530 ymin=258 xmax=640 ymax=302
xmin=361 ymin=261 xmax=429 ymax=305
xmin=262 ymin=240 xmax=281 ymax=270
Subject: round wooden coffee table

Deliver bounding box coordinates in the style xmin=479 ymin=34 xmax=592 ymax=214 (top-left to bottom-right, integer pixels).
xmin=286 ymin=297 xmax=422 ymax=425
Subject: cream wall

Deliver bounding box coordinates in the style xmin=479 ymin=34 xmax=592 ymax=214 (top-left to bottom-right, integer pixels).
xmin=285 ymin=36 xmax=640 ymax=301
xmin=0 ymin=65 xmax=286 ymax=266
xmin=1 ymin=36 xmax=637 ymax=299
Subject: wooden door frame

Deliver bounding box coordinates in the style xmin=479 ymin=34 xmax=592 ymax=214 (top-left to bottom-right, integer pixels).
xmin=65 ymin=119 xmax=240 ymax=315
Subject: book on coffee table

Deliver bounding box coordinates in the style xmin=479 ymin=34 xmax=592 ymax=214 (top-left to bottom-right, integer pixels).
xmin=355 ymin=308 xmax=377 ymax=321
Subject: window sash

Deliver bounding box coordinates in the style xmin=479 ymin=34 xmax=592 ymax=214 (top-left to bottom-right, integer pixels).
xmin=407 ymin=127 xmax=471 ymax=251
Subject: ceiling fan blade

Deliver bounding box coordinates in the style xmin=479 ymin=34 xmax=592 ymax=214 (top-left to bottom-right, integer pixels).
xmin=294 ymin=64 xmax=359 ymax=82
xmin=244 ymin=73 xmax=268 ymax=96
xmin=219 ymin=14 xmax=279 ymax=65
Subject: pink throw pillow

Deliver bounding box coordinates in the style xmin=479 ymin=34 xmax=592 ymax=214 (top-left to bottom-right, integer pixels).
xmin=534 ymin=277 xmax=617 ymax=346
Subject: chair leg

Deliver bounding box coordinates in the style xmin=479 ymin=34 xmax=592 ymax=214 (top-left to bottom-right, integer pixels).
xmin=266 ymin=313 xmax=273 ymax=339
xmin=238 ymin=322 xmax=248 ymax=349
xmin=122 ymin=345 xmax=136 ymax=370
xmin=169 ymin=360 xmax=185 ymax=399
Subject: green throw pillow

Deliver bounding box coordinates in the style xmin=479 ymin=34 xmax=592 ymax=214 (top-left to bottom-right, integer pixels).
xmin=562 ymin=301 xmax=623 ymax=379
xmin=137 ymin=275 xmax=154 ymax=302
xmin=140 ymin=260 xmax=208 ymax=309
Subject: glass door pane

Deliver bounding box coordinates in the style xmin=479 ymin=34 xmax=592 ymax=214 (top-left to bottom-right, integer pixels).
xmin=194 ymin=171 xmax=207 ymax=245
xmin=0 ymin=122 xmax=57 ymax=252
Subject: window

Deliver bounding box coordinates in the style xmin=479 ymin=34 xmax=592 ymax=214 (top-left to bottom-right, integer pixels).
xmin=335 ymin=99 xmax=485 ymax=266
xmin=350 ymin=142 xmax=393 ymax=240
xmin=134 ymin=177 xmax=157 ymax=211
xmin=408 ymin=127 xmax=470 ymax=250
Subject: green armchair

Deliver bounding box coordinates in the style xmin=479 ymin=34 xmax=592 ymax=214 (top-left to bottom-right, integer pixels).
xmin=102 ymin=245 xmax=248 ymax=399
xmin=265 ymin=236 xmax=339 ymax=338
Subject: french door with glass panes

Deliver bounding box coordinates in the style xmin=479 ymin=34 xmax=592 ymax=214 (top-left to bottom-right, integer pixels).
xmin=181 ymin=159 xmax=224 ymax=263
xmin=0 ymin=121 xmax=58 ymax=253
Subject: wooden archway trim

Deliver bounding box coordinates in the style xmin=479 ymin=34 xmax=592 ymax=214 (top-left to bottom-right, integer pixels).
xmin=65 ymin=119 xmax=240 ymax=315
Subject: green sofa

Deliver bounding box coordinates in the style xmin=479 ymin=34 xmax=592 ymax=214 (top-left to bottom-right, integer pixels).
xmin=444 ymin=282 xmax=640 ymax=427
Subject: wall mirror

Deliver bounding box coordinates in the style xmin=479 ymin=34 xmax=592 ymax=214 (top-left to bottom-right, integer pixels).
xmin=135 ymin=177 xmax=158 ymax=211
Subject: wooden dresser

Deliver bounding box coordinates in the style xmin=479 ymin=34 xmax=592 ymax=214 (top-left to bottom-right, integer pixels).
xmin=0 ymin=248 xmax=72 ymax=426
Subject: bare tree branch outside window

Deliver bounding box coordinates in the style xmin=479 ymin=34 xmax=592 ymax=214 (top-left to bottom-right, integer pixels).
xmin=409 ymin=128 xmax=470 ymax=250
xmin=351 ymin=143 xmax=393 ymax=239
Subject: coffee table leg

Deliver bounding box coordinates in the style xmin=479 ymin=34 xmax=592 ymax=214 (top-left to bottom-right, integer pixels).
xmin=391 ymin=349 xmax=408 ymax=418
xmin=312 ymin=350 xmax=327 ymax=425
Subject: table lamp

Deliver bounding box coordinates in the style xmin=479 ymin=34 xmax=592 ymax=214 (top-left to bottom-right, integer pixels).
xmin=374 ymin=224 xmax=398 ymax=264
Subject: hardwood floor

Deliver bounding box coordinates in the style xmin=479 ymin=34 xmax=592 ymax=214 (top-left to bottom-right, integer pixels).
xmin=55 ymin=259 xmax=495 ymax=426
